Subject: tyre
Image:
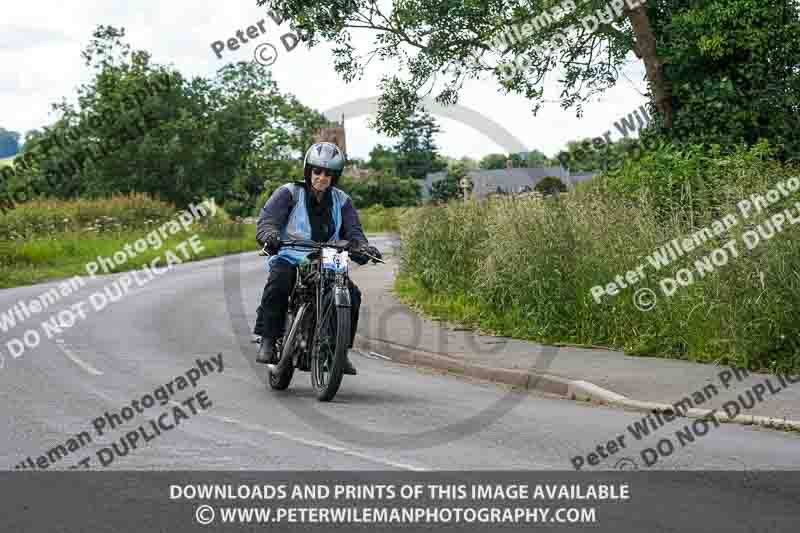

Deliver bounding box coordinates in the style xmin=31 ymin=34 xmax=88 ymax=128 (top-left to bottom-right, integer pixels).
xmin=268 ymin=309 xmax=303 ymax=390
xmin=311 ymin=290 xmax=351 ymax=402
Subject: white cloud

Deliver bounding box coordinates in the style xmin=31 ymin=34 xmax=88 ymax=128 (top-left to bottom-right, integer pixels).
xmin=1 ymin=0 xmax=648 ymax=158
xmin=0 ymin=26 xmax=73 ymax=51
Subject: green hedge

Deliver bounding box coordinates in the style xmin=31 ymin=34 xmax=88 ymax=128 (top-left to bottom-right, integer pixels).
xmin=0 ymin=193 xmax=176 ymax=241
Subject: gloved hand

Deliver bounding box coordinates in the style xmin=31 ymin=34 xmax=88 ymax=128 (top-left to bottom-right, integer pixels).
xmin=261 ymin=231 xmax=281 ymax=255
xmin=351 ymin=241 xmax=382 ymax=261
xmin=364 ymin=245 xmax=382 ymax=260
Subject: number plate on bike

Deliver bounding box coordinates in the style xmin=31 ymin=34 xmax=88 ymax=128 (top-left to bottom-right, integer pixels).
xmin=322 ymin=248 xmax=349 ymax=273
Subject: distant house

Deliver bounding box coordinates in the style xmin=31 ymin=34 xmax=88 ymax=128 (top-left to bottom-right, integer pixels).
xmin=343 ymin=160 xmax=378 ymax=181
xmin=423 ymin=160 xmax=598 ymax=199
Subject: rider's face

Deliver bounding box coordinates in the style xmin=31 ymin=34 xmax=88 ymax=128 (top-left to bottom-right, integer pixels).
xmin=311 ymin=167 xmax=333 ymax=192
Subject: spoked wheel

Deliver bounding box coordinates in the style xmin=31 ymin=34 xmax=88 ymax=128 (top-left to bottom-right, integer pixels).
xmin=311 ymin=291 xmax=351 ymax=402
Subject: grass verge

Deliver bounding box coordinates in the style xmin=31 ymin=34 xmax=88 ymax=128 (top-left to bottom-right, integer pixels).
xmin=0 ymin=194 xmax=409 ymax=290
xmin=0 ymin=225 xmax=255 ymax=289
xmin=359 ymin=205 xmax=416 ymax=233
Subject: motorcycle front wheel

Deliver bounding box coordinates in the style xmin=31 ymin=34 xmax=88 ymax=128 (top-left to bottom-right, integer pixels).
xmin=311 ymin=290 xmax=351 ymax=402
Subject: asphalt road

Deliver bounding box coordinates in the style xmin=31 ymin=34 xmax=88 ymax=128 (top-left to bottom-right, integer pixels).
xmin=1 ymin=235 xmax=798 ymax=473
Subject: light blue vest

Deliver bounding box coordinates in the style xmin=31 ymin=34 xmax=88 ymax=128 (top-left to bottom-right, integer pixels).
xmin=265 ymin=183 xmax=349 ymax=272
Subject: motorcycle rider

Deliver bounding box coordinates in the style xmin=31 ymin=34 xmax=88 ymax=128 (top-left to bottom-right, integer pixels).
xmin=254 ymin=141 xmax=382 ymax=374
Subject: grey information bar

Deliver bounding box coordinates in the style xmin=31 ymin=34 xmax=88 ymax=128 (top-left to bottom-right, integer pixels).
xmin=1 ymin=471 xmax=798 ymax=532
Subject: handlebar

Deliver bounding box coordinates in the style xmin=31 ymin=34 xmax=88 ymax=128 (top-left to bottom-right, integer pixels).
xmin=258 ymin=239 xmax=385 ymax=264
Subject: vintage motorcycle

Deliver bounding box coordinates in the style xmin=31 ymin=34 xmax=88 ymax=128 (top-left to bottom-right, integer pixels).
xmin=258 ymin=239 xmax=383 ymax=401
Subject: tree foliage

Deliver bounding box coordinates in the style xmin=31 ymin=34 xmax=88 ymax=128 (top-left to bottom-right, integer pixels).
xmin=359 ymin=110 xmax=446 ymax=181
xmin=534 ymin=176 xmax=567 ymax=196
xmin=364 ymin=144 xmax=399 ymax=174
xmin=340 ymin=173 xmax=421 ymax=208
xmin=654 ymin=0 xmax=800 ymax=158
xmin=480 ymin=153 xmax=510 ymax=170
xmin=255 ymin=0 xmax=649 ymax=133
xmin=6 ymin=26 xmax=327 ymax=215
xmin=393 ymin=109 xmax=447 ymax=179
xmin=430 ymin=162 xmax=467 ymax=203
xmin=555 ymin=137 xmax=638 ymax=171
xmin=480 ymin=150 xmax=548 ymax=169
xmin=256 ymin=0 xmax=800 ymax=159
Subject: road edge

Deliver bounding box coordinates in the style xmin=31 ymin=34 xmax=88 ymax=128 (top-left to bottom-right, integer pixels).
xmin=353 ymin=335 xmax=800 ymax=433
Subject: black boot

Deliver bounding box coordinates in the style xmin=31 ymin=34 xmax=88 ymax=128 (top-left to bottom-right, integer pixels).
xmin=342 ymin=355 xmax=357 ymax=376
xmin=256 ymin=337 xmax=278 ymax=364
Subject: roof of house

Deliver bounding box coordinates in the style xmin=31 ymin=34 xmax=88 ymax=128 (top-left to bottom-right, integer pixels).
xmin=423 ymin=166 xmax=595 ymax=197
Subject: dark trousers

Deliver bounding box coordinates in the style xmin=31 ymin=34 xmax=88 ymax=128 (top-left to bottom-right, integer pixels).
xmin=254 ymin=257 xmax=361 ymax=347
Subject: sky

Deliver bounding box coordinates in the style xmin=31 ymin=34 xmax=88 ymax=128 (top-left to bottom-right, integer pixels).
xmin=1 ymin=0 xmax=649 ymax=161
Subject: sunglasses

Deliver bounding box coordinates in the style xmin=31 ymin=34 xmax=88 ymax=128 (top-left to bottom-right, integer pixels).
xmin=311 ymin=166 xmax=336 ymax=178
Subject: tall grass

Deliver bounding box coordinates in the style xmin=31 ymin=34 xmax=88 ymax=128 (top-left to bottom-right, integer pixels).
xmin=359 ymin=205 xmax=417 ymax=234
xmin=398 ymin=144 xmax=800 ymax=372
xmin=0 ymin=194 xmax=177 ymax=240
xmin=0 ymin=194 xmax=253 ymax=288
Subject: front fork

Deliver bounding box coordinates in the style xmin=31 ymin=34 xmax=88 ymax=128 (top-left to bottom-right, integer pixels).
xmin=276 ymin=302 xmax=309 ymax=373
xmin=311 ymin=273 xmax=351 ymax=360
xmin=333 ymin=272 xmax=351 ymax=308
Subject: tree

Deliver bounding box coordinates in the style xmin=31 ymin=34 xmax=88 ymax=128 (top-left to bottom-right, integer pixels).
xmin=556 ymin=139 xmax=606 ymax=172
xmin=556 ymin=136 xmax=653 ymax=172
xmin=339 ymin=173 xmax=420 ymax=208
xmin=480 ymin=151 xmax=546 ymax=169
xmin=393 ymin=109 xmax=446 ymax=179
xmin=459 ymin=156 xmax=480 ymax=170
xmin=522 ymin=149 xmax=548 ymax=165
xmin=654 ymin=1 xmax=800 ymax=158
xmin=534 ymin=176 xmax=567 ymax=196
xmin=365 ymin=144 xmax=399 ymax=175
xmin=436 ymin=154 xmax=479 ymax=170
xmin=19 ymin=129 xmax=42 ymax=153
xmin=430 ymin=162 xmax=466 ymax=203
xmin=480 ymin=153 xmax=509 ymax=170
xmin=0 ymin=128 xmax=20 ymax=158
xmin=8 ymin=25 xmax=328 ymax=215
xmin=257 ymin=0 xmax=800 ymax=159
